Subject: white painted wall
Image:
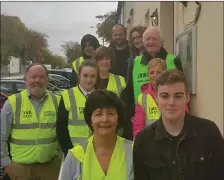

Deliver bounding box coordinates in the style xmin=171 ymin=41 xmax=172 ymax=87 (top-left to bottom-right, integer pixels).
xmin=9 ymin=56 xmax=20 ymax=74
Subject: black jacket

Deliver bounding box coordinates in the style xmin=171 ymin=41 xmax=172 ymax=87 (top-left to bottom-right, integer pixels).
xmin=120 ymin=47 xmax=183 ymax=118
xmin=133 ymin=114 xmax=224 ymax=180
xmin=108 ymin=42 xmax=130 ymax=78
xmin=56 ymin=98 xmax=73 ymax=154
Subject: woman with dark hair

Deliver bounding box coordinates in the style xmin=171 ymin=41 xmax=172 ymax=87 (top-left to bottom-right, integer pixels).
xmin=94 ymin=46 xmax=126 ymax=97
xmin=71 ymin=34 xmax=100 ymax=87
xmin=59 ymin=90 xmax=134 ymax=180
xmin=57 ymin=60 xmax=100 ymax=155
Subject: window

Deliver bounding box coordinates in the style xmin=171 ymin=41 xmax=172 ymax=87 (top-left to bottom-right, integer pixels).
xmin=0 ymin=82 xmax=13 ymax=94
xmin=16 ymin=83 xmax=26 ymax=92
xmin=175 ymin=25 xmax=197 ymax=94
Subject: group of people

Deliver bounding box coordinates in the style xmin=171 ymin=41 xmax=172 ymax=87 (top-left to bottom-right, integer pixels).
xmin=1 ymin=23 xmax=224 ymax=180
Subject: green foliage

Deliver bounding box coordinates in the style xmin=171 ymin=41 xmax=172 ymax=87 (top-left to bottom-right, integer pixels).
xmin=1 ymin=15 xmax=48 ymax=65
xmin=95 ymin=11 xmax=116 ymax=43
xmin=61 ymin=41 xmax=82 ymax=64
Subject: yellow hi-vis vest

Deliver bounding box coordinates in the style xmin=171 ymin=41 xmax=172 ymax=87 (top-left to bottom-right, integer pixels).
xmin=72 ymin=56 xmax=84 ymax=73
xmin=8 ymin=90 xmax=61 ymax=164
xmin=61 ymin=86 xmax=90 ymax=146
xmin=69 ymin=136 xmax=133 ymax=180
xmin=138 ymin=93 xmax=160 ymax=126
xmin=106 ymin=73 xmax=126 ymax=97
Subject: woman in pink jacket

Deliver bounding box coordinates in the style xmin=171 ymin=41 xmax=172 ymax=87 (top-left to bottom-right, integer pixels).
xmin=133 ymin=58 xmax=189 ymax=137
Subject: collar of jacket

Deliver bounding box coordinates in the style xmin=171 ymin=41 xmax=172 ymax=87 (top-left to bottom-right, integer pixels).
xmin=109 ymin=40 xmax=129 ymax=49
xmin=141 ymin=47 xmax=169 ymax=65
xmin=155 ymin=113 xmax=197 ymax=140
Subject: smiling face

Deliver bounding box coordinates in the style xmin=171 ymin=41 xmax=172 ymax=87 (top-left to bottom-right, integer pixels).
xmin=143 ymin=28 xmax=162 ymax=55
xmin=25 ymin=65 xmax=48 ymax=99
xmin=91 ymin=107 xmax=118 ymax=136
xmin=79 ymin=66 xmax=97 ymax=92
xmin=148 ymin=64 xmax=165 ymax=86
xmin=156 ymin=82 xmax=190 ymax=122
xmin=84 ymin=42 xmax=95 ymax=57
xmin=131 ymin=31 xmax=144 ymax=50
xmin=97 ymin=56 xmax=111 ymax=74
xmin=112 ymin=25 xmax=126 ymax=45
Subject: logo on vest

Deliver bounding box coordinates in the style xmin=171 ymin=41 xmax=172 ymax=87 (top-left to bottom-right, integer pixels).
xmin=23 ymin=111 xmax=32 ymax=118
xmin=137 ymin=72 xmax=148 ymax=79
xmin=44 ymin=111 xmax=55 ymax=116
xmin=78 ymin=107 xmax=84 ymax=114
xmin=148 ymin=107 xmax=158 ymax=115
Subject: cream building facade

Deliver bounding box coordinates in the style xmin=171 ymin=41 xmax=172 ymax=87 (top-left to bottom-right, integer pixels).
xmin=116 ymin=1 xmax=224 ymax=135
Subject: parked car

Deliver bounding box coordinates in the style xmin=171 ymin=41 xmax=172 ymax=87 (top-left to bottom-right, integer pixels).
xmin=48 ymin=69 xmax=72 ymax=81
xmin=0 ymin=79 xmax=62 ymax=96
xmin=48 ymin=74 xmax=71 ymax=89
xmin=49 ymin=74 xmax=70 ymax=84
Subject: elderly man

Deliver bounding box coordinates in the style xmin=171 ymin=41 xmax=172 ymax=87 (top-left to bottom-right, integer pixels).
xmin=109 ymin=24 xmax=130 ymax=78
xmin=0 ymin=64 xmax=61 ymax=180
xmin=121 ymin=27 xmax=183 ymax=120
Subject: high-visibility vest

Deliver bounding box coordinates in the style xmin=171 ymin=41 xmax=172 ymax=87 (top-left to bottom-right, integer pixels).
xmin=69 ymin=135 xmax=133 ymax=180
xmin=8 ymin=90 xmax=61 ymax=164
xmin=72 ymin=56 xmax=84 ymax=73
xmin=61 ymin=86 xmax=90 ymax=146
xmin=106 ymin=73 xmax=126 ymax=97
xmin=133 ymin=54 xmax=177 ymax=103
xmin=138 ymin=93 xmax=160 ymax=126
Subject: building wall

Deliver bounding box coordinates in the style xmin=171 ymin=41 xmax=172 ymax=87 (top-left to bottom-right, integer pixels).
xmin=174 ymin=2 xmax=224 ymax=134
xmin=160 ymin=2 xmax=174 ymax=53
xmin=121 ymin=2 xmax=175 ymax=51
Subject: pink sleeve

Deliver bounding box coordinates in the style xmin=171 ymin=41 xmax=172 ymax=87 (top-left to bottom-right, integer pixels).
xmin=133 ymin=103 xmax=146 ymax=137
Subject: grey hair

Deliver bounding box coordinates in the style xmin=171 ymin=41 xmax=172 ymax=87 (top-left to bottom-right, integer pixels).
xmin=142 ymin=27 xmax=164 ymax=45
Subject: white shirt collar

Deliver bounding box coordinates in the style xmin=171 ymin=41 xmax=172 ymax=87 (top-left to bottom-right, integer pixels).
xmin=78 ymin=84 xmax=95 ymax=97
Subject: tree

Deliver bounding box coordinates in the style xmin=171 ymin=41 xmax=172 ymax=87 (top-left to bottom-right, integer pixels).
xmin=26 ymin=29 xmax=48 ymax=63
xmin=1 ymin=15 xmax=29 ymax=64
xmin=61 ymin=41 xmax=82 ymax=64
xmin=1 ymin=15 xmax=49 ymax=65
xmin=95 ymin=11 xmax=116 ymax=43
xmin=43 ymin=48 xmax=54 ymax=65
xmin=51 ymin=55 xmax=66 ymax=69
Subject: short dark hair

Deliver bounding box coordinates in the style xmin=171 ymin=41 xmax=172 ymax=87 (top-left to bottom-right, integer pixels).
xmin=83 ymin=90 xmax=126 ymax=131
xmin=94 ymin=46 xmax=115 ymax=62
xmin=78 ymin=59 xmax=101 ymax=88
xmin=25 ymin=63 xmax=48 ymax=76
xmin=156 ymin=69 xmax=189 ymax=92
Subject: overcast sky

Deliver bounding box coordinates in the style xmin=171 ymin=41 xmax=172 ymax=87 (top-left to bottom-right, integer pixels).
xmin=1 ymin=1 xmax=118 ymax=57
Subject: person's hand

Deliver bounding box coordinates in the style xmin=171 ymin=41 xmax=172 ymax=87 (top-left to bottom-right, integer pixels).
xmin=3 ymin=164 xmax=11 ymax=174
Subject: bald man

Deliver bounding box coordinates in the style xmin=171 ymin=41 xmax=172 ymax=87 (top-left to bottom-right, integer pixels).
xmin=109 ymin=24 xmax=130 ymax=79
xmin=1 ymin=63 xmax=61 ymax=180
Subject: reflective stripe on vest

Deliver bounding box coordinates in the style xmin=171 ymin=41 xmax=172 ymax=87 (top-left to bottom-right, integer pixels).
xmin=61 ymin=87 xmax=89 ymax=146
xmin=138 ymin=93 xmax=160 ymax=127
xmin=8 ymin=90 xmax=60 ymax=163
xmin=106 ymin=73 xmax=126 ymax=96
xmin=12 ymin=93 xmax=58 ymax=131
xmin=133 ymin=54 xmax=177 ymax=103
xmin=70 ymin=137 xmax=133 ymax=180
xmin=72 ymin=56 xmax=84 ymax=73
